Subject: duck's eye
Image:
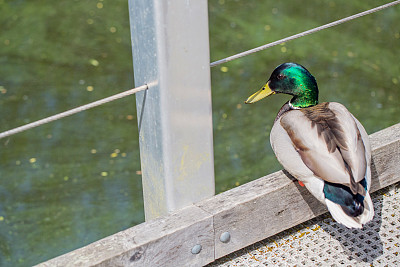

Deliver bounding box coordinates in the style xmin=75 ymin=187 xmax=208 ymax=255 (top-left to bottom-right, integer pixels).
xmin=277 ymin=74 xmax=285 ymax=80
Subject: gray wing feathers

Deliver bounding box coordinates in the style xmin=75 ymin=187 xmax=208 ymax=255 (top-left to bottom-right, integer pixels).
xmin=279 ymin=102 xmax=368 ymax=195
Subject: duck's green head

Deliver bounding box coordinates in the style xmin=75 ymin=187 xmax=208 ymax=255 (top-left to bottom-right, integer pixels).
xmin=245 ymin=63 xmax=319 ymax=108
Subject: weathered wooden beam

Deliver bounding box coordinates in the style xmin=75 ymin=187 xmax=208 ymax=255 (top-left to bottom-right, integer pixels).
xmin=36 ymin=123 xmax=400 ymax=267
xmin=38 ymin=205 xmax=214 ymax=267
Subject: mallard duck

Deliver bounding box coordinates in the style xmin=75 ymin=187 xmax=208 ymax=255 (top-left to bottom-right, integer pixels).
xmin=245 ymin=62 xmax=374 ymax=228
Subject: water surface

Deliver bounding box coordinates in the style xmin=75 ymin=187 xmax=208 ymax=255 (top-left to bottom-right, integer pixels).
xmin=0 ymin=0 xmax=399 ymax=265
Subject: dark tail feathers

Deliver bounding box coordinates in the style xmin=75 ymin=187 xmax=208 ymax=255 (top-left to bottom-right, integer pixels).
xmin=323 ymin=180 xmax=366 ymax=217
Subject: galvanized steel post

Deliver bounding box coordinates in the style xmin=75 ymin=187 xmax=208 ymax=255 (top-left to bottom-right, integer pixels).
xmin=129 ymin=0 xmax=215 ymax=220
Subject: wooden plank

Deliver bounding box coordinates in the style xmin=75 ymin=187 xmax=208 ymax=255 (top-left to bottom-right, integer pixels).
xmin=37 ymin=205 xmax=214 ymax=267
xmin=196 ymin=123 xmax=400 ymax=259
xmin=36 ymin=123 xmax=400 ymax=266
xmin=369 ymin=123 xmax=400 ymax=191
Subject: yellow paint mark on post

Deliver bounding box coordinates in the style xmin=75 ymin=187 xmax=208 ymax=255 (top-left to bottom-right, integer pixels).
xmin=177 ymin=145 xmax=189 ymax=181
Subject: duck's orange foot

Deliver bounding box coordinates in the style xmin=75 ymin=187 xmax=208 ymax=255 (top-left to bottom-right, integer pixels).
xmin=298 ymin=181 xmax=305 ymax=187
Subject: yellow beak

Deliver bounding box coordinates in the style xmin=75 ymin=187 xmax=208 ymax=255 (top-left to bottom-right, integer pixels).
xmin=245 ymin=82 xmax=275 ymax=104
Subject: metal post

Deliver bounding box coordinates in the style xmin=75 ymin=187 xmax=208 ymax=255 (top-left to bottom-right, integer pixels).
xmin=129 ymin=0 xmax=215 ymax=220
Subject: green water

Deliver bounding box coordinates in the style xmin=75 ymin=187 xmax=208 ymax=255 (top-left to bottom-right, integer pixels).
xmin=0 ymin=0 xmax=399 ymax=265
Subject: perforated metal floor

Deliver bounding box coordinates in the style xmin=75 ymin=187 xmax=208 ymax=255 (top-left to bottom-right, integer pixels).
xmin=208 ymin=182 xmax=400 ymax=266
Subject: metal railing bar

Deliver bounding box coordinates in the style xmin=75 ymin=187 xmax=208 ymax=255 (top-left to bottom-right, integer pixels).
xmin=0 ymin=84 xmax=149 ymax=139
xmin=210 ymin=0 xmax=400 ymax=67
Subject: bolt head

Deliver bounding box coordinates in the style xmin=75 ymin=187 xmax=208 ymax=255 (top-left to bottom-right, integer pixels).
xmin=191 ymin=244 xmax=202 ymax=254
xmin=220 ymin=232 xmax=231 ymax=243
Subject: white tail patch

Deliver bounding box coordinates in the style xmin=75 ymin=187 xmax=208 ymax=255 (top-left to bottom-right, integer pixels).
xmin=325 ymin=192 xmax=374 ymax=229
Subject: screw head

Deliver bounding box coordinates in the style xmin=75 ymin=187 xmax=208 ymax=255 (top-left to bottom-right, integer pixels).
xmin=191 ymin=244 xmax=202 ymax=254
xmin=220 ymin=232 xmax=231 ymax=243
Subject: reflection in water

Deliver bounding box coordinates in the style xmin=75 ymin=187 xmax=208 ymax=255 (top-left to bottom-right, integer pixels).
xmin=0 ymin=0 xmax=399 ymax=265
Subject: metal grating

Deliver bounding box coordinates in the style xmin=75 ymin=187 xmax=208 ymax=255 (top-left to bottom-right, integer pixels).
xmin=208 ymin=182 xmax=400 ymax=266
